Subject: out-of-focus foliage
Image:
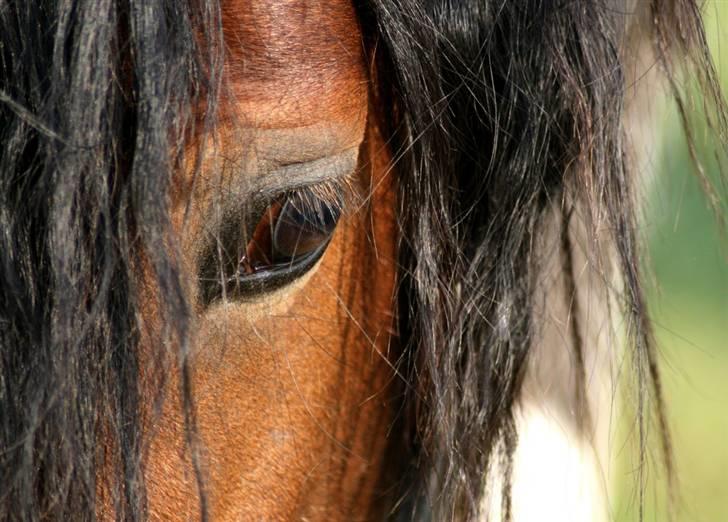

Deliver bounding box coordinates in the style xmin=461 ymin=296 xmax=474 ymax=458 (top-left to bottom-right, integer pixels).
xmin=614 ymin=2 xmax=728 ymax=521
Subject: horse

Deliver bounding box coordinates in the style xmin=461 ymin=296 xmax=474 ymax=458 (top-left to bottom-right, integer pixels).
xmin=0 ymin=0 xmax=725 ymax=520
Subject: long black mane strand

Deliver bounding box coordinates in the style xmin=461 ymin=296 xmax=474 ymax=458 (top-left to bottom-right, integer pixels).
xmin=362 ymin=0 xmax=727 ymax=519
xmin=0 ymin=1 xmax=219 ymax=519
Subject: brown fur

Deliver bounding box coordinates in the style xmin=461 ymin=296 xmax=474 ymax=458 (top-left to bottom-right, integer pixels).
xmin=141 ymin=2 xmax=399 ymax=519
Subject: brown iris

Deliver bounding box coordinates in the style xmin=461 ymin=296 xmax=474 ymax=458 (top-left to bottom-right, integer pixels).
xmin=238 ymin=191 xmax=341 ymax=277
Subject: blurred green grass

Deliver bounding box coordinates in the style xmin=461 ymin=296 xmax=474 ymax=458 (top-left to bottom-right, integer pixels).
xmin=613 ymin=3 xmax=728 ymax=521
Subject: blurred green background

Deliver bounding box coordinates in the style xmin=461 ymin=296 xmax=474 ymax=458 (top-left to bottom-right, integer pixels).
xmin=613 ymin=2 xmax=728 ymax=521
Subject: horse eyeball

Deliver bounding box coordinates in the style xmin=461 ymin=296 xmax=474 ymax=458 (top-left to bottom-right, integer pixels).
xmin=272 ymin=196 xmax=340 ymax=259
xmin=239 ymin=190 xmax=340 ymax=276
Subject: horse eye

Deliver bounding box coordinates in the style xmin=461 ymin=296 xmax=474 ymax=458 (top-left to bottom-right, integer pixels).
xmin=198 ymin=180 xmax=352 ymax=304
xmin=233 ymin=190 xmax=341 ymax=291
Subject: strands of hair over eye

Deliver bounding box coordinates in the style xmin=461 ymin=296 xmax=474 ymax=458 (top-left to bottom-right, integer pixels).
xmin=0 ymin=1 xmax=725 ymax=522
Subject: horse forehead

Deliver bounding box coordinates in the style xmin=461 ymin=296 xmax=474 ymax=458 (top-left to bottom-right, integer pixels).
xmin=221 ymin=0 xmax=366 ymax=129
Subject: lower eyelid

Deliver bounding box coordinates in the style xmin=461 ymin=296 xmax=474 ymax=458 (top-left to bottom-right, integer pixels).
xmin=225 ymin=238 xmax=333 ymax=301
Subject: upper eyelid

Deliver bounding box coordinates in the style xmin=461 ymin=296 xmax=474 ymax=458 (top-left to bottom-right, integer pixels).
xmin=249 ymin=146 xmax=361 ymax=199
xmin=200 ymin=145 xmax=362 ymax=250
